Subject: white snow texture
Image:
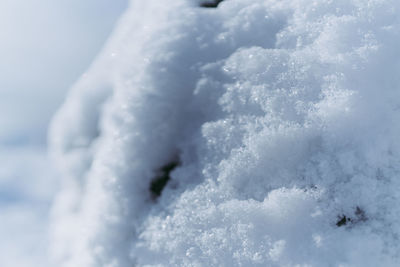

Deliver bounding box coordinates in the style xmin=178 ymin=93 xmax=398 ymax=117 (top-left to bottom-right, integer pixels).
xmin=50 ymin=0 xmax=400 ymax=266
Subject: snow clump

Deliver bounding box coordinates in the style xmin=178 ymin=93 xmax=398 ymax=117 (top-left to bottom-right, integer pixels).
xmin=50 ymin=0 xmax=400 ymax=266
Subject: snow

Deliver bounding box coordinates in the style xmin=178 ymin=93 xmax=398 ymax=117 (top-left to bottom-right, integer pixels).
xmin=50 ymin=0 xmax=400 ymax=266
xmin=0 ymin=1 xmax=126 ymax=266
xmin=0 ymin=147 xmax=55 ymax=267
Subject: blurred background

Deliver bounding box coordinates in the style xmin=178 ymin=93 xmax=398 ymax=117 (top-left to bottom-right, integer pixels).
xmin=0 ymin=0 xmax=127 ymax=265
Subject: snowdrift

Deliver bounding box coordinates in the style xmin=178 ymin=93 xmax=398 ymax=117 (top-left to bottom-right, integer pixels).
xmin=50 ymin=0 xmax=400 ymax=266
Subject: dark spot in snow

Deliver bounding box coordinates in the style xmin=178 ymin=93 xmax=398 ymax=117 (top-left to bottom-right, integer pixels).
xmin=336 ymin=206 xmax=367 ymax=227
xmin=336 ymin=215 xmax=350 ymax=227
xmin=200 ymin=0 xmax=224 ymax=8
xmin=150 ymin=160 xmax=180 ymax=199
xmin=354 ymin=206 xmax=367 ymax=222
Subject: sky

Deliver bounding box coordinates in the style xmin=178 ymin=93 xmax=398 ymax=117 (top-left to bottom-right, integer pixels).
xmin=0 ymin=1 xmax=128 ymax=266
xmin=0 ymin=0 xmax=128 ymax=145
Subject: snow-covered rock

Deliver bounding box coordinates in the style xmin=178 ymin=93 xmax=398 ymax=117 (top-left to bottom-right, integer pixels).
xmin=50 ymin=0 xmax=400 ymax=265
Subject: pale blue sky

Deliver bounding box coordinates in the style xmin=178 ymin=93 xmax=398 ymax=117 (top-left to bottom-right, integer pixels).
xmin=0 ymin=0 xmax=128 ymax=145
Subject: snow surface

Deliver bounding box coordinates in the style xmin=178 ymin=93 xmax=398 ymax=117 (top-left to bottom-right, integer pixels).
xmin=50 ymin=0 xmax=400 ymax=266
xmin=0 ymin=147 xmax=56 ymax=267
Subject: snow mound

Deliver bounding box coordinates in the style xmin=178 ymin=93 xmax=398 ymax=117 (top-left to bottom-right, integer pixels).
xmin=50 ymin=0 xmax=400 ymax=266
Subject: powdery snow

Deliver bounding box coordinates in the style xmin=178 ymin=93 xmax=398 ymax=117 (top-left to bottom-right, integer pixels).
xmin=50 ymin=0 xmax=400 ymax=266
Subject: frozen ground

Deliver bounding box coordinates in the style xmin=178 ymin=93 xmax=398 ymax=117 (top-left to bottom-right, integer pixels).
xmin=49 ymin=0 xmax=400 ymax=266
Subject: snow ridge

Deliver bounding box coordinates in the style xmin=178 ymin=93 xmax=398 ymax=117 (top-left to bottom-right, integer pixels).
xmin=50 ymin=0 xmax=400 ymax=266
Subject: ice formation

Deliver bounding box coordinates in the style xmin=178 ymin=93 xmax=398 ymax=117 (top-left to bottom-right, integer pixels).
xmin=50 ymin=0 xmax=400 ymax=266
